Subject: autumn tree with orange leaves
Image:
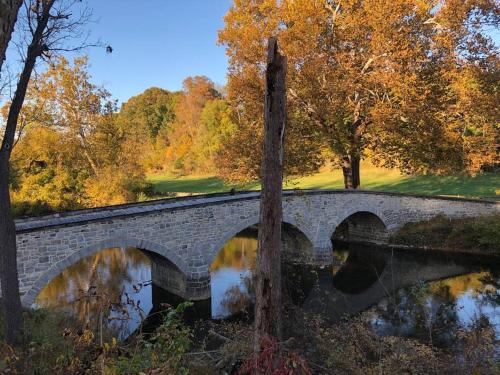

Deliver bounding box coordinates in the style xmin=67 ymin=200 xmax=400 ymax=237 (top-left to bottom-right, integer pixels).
xmin=218 ymin=0 xmax=499 ymax=188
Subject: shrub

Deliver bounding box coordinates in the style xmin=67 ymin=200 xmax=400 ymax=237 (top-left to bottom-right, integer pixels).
xmin=237 ymin=336 xmax=311 ymax=375
xmin=110 ymin=302 xmax=193 ymax=374
xmin=390 ymin=214 xmax=500 ymax=253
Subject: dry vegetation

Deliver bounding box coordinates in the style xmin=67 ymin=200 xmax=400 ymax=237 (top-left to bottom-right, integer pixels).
xmin=390 ymin=214 xmax=500 ymax=254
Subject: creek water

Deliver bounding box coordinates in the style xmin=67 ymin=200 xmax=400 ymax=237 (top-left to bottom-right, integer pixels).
xmin=35 ymin=231 xmax=499 ymax=345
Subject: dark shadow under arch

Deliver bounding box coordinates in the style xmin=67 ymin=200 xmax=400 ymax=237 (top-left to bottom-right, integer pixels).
xmin=331 ymin=244 xmax=387 ymax=294
xmin=332 ymin=211 xmax=389 ymax=244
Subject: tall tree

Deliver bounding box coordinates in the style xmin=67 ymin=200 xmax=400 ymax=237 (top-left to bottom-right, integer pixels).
xmin=0 ymin=0 xmax=22 ymax=72
xmin=0 ymin=0 xmax=93 ymax=344
xmin=8 ymin=56 xmax=146 ymax=212
xmin=254 ymin=37 xmax=286 ymax=352
xmin=117 ymin=87 xmax=179 ymax=171
xmin=219 ymin=0 xmax=499 ymax=188
xmin=166 ymin=76 xmax=220 ymax=172
xmin=119 ymin=87 xmax=179 ymax=141
xmin=193 ymin=98 xmax=236 ymax=171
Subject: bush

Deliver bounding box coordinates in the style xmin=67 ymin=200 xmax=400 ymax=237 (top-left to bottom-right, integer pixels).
xmin=0 ymin=302 xmax=193 ymax=374
xmin=84 ymin=167 xmax=150 ymax=207
xmin=108 ymin=301 xmax=193 ymax=374
xmin=0 ymin=309 xmax=98 ymax=374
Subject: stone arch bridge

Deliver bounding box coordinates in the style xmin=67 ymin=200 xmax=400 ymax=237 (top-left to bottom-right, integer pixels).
xmin=14 ymin=190 xmax=499 ymax=307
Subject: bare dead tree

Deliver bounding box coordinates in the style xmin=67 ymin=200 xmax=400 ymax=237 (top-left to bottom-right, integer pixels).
xmin=254 ymin=37 xmax=287 ymax=353
xmin=0 ymin=0 xmax=96 ymax=345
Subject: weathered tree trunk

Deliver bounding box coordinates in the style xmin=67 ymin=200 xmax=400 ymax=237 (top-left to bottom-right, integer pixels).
xmin=342 ymin=154 xmax=360 ymax=189
xmin=0 ymin=154 xmax=22 ymax=344
xmin=0 ymin=0 xmax=22 ymax=72
xmin=0 ymin=1 xmax=54 ymax=345
xmin=254 ymin=37 xmax=287 ymax=353
xmin=0 ymin=55 xmax=38 ymax=344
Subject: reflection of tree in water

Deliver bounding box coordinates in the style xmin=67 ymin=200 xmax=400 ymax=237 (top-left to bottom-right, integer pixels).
xmin=221 ymin=274 xmax=255 ymax=316
xmin=431 ymin=272 xmax=492 ymax=298
xmin=211 ymin=230 xmax=258 ymax=318
xmin=36 ymin=247 xmax=151 ymax=337
xmin=210 ymin=231 xmax=257 ymax=273
xmin=220 ymin=265 xmax=322 ymax=317
xmin=479 ymin=269 xmax=500 ymax=305
xmin=372 ymin=272 xmax=498 ymax=347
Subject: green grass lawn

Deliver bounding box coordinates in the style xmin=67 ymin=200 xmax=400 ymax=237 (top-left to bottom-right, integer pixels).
xmin=148 ymin=163 xmax=499 ymax=199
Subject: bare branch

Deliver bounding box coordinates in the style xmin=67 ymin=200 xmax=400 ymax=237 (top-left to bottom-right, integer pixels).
xmin=325 ymin=0 xmax=341 ymax=29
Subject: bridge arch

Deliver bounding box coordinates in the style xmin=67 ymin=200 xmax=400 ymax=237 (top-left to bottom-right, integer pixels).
xmin=207 ymin=214 xmax=318 ymax=267
xmin=21 ymin=236 xmax=189 ymax=307
xmin=331 ymin=210 xmax=389 ymax=244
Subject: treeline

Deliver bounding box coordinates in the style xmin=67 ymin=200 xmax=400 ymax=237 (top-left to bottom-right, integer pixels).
xmin=6 ymin=0 xmax=500 ymax=216
xmin=7 ymin=57 xmax=235 ymax=216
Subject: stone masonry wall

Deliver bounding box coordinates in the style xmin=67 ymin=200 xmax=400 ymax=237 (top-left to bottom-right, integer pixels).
xmin=13 ymin=190 xmax=498 ymax=306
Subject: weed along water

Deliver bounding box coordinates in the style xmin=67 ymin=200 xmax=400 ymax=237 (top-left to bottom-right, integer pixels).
xmin=34 ymin=230 xmax=500 ymax=350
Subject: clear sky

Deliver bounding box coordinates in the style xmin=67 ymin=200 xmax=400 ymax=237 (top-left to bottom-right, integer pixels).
xmin=4 ymin=1 xmax=498 ymax=107
xmin=82 ymin=0 xmax=232 ymax=105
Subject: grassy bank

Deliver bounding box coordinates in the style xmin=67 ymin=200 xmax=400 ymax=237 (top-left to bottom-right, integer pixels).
xmin=390 ymin=214 xmax=500 ymax=254
xmin=148 ymin=163 xmax=500 ymax=199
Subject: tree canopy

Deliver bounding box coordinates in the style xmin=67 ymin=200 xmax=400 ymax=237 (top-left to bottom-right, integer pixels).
xmin=9 ymin=57 xmax=148 ymax=214
xmin=218 ymin=0 xmax=499 ymax=186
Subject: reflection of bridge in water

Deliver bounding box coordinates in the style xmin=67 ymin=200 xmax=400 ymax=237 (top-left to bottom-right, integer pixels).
xmin=14 ymin=190 xmax=498 ymax=306
xmin=296 ymin=246 xmax=473 ymax=322
xmin=149 ymin=241 xmax=478 ymax=322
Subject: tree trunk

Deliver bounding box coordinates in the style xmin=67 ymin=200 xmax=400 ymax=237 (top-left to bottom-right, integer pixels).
xmin=0 ymin=0 xmax=22 ymax=72
xmin=0 ymin=154 xmax=22 ymax=344
xmin=0 ymin=0 xmax=54 ymax=345
xmin=342 ymin=153 xmax=360 ymax=189
xmin=254 ymin=37 xmax=287 ymax=353
xmin=0 ymin=55 xmax=37 ymax=344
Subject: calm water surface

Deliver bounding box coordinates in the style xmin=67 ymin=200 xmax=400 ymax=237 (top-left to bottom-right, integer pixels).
xmin=35 ymin=232 xmax=499 ymax=344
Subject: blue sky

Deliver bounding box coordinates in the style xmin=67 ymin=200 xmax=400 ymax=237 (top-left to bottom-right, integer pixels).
xmin=79 ymin=0 xmax=232 ymax=104
xmin=5 ymin=1 xmax=498 ymax=107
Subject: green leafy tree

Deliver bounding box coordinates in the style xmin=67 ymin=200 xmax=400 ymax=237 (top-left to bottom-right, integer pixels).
xmin=193 ymin=98 xmax=236 ymax=171
xmin=117 ymin=87 xmax=179 ymax=171
xmin=119 ymin=87 xmax=179 ymax=140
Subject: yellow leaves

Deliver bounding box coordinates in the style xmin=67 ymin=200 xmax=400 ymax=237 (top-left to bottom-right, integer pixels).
xmin=79 ymin=329 xmax=94 ymax=345
xmin=84 ymin=167 xmax=142 ymax=207
xmin=219 ymin=0 xmax=498 ymax=180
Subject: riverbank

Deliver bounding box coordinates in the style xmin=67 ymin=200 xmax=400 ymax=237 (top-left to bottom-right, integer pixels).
xmin=390 ymin=214 xmax=500 ymax=256
xmin=1 ymin=296 xmax=498 ymax=374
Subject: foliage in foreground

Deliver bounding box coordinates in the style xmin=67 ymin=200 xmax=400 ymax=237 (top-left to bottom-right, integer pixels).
xmin=1 ymin=289 xmax=499 ymax=374
xmin=390 ymin=214 xmax=500 ymax=253
xmin=0 ymin=302 xmax=193 ymax=374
